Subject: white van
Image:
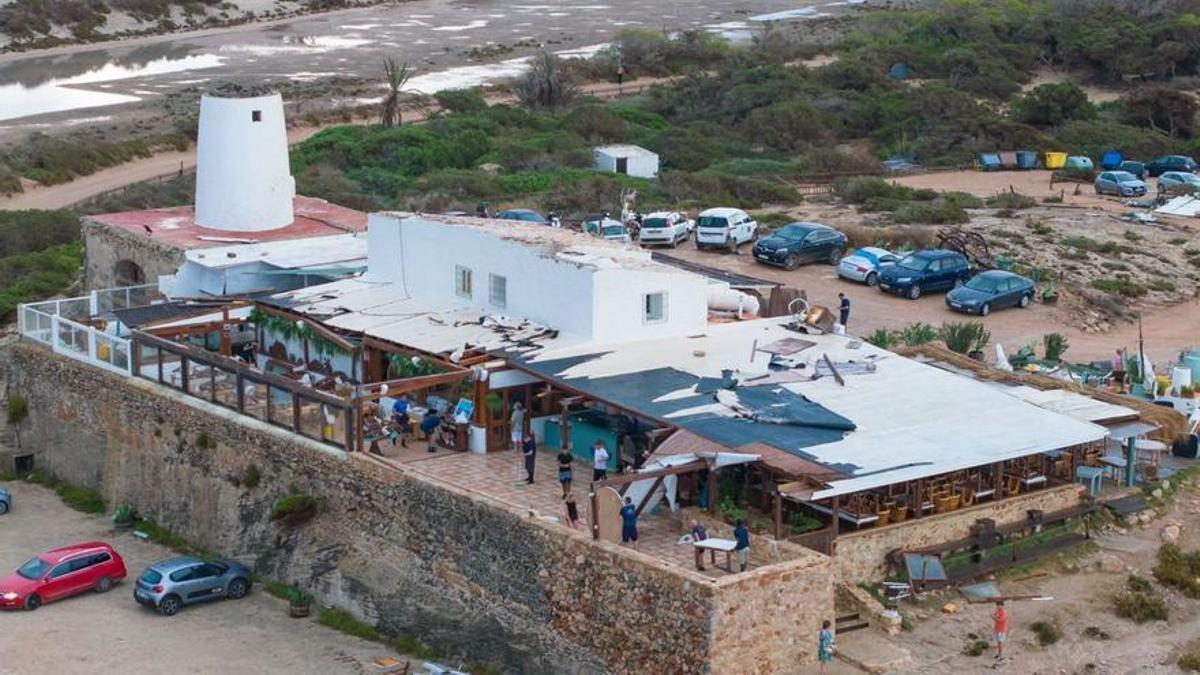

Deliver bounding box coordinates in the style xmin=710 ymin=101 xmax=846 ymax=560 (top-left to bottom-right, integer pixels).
xmin=696 ymin=207 xmax=757 ymax=250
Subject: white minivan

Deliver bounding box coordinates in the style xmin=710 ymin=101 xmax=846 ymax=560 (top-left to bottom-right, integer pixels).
xmin=696 ymin=207 xmax=758 ymax=250
xmin=638 ymin=210 xmax=693 ymax=247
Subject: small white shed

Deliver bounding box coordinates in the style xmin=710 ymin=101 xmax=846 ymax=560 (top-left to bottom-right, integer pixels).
xmin=593 ymin=144 xmax=659 ymax=179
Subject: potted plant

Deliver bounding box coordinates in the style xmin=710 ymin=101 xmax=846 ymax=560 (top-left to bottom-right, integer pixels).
xmin=286 ymin=586 xmax=314 ymax=618
xmin=112 ymin=504 xmax=135 ymax=531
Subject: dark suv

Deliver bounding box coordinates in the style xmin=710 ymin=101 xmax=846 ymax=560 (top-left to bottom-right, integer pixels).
xmin=752 ymin=222 xmax=848 ymax=270
xmin=877 ymin=250 xmax=971 ymax=300
xmin=1145 ymin=155 xmax=1198 ymax=177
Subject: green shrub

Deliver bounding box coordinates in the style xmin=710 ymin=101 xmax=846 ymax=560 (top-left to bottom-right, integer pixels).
xmin=865 ymin=328 xmax=894 ymax=349
xmin=939 ymin=321 xmax=990 ymax=355
xmin=1147 ymin=279 xmax=1177 ymax=293
xmin=1114 ymin=575 xmax=1169 ymax=623
xmin=1154 ymin=543 xmax=1200 ymax=597
xmin=6 ymin=394 xmax=28 ymax=427
xmin=1091 ymin=278 xmax=1146 ymax=297
xmin=270 ymin=490 xmax=323 ymax=524
xmin=1030 ymin=620 xmax=1061 ymax=646
xmin=56 ymin=483 xmax=105 ymax=514
xmin=434 ymin=88 xmax=487 ymax=114
xmin=1181 ymin=652 xmax=1200 ymax=672
xmin=1043 ymin=333 xmax=1070 ymax=362
xmin=987 ymin=192 xmax=1037 ymax=210
xmin=787 ymin=512 xmax=822 ymax=535
xmin=242 ymin=464 xmax=262 ymax=489
xmin=891 ymin=200 xmax=969 ymax=225
xmin=318 ymin=608 xmax=439 ymax=659
xmin=897 ymin=322 xmax=938 ymax=347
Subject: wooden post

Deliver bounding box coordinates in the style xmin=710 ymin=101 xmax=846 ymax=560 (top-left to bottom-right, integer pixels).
xmin=180 ymin=356 xmax=189 ymax=394
xmin=590 ymin=489 xmax=600 ymax=541
xmin=355 ymin=394 xmax=365 ymax=453
xmin=236 ymin=373 xmax=245 ymax=412
xmin=292 ymin=392 xmax=301 ymax=432
xmin=209 ymin=367 xmax=216 ymax=403
xmin=707 ymin=461 xmax=717 ymax=515
xmin=831 ymin=495 xmax=841 ymax=539
xmin=773 ymin=491 xmax=783 ymax=540
xmin=994 ymin=461 xmax=1004 ymax=498
xmin=913 ymin=479 xmax=923 ymax=519
xmin=219 ymin=307 xmax=232 ymax=356
xmin=560 ymin=401 xmax=570 ymax=451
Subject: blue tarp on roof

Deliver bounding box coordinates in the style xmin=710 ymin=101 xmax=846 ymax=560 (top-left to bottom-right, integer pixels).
xmin=507 ymin=352 xmax=856 ymax=459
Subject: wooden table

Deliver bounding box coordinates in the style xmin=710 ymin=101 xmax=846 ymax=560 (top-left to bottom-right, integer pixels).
xmin=694 ymin=538 xmax=739 ymax=572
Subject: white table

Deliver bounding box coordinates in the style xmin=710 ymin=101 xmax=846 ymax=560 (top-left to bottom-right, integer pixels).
xmin=694 ymin=538 xmax=739 ymax=572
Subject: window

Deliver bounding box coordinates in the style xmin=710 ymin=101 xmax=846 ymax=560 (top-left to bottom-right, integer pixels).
xmin=643 ymin=292 xmax=666 ymax=323
xmin=489 ymin=274 xmax=507 ymax=308
xmin=169 ymin=566 xmax=198 ymax=583
xmin=49 ymin=562 xmax=73 ymax=579
xmin=251 ymin=110 xmax=262 ymax=122
xmin=455 ymin=266 xmax=473 ymax=299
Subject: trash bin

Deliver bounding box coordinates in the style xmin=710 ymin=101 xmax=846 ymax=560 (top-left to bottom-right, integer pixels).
xmin=1045 ymin=151 xmax=1067 ymax=169
xmin=1016 ymin=150 xmax=1037 ymax=170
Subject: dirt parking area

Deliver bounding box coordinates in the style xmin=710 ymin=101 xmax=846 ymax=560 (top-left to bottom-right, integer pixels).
xmin=0 ymin=481 xmax=400 ymax=675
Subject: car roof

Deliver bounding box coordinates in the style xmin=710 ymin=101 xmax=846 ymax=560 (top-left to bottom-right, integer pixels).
xmin=147 ymin=555 xmax=204 ymax=572
xmin=644 ymin=211 xmax=679 ymax=218
xmin=500 ymin=208 xmax=538 ymax=214
xmin=976 ymin=270 xmax=1025 ymax=280
xmin=42 ymin=541 xmax=113 ymax=563
xmin=777 ymin=221 xmax=830 ymax=233
xmin=699 ymin=207 xmax=743 ymax=217
xmin=856 ymin=246 xmax=893 ymax=256
xmin=908 ymin=249 xmax=959 ymax=259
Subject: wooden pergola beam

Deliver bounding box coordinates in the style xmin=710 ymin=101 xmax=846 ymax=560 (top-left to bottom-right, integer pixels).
xmin=254 ymin=303 xmax=357 ymax=352
xmin=593 ymin=460 xmax=707 ymax=490
xmin=357 ymin=370 xmax=472 ymax=402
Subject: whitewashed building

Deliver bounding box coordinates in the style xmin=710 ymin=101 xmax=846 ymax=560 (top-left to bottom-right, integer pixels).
xmin=593 ymin=144 xmax=659 ymax=179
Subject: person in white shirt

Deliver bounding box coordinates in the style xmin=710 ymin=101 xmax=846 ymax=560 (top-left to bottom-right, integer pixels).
xmin=592 ymin=441 xmax=610 ymax=482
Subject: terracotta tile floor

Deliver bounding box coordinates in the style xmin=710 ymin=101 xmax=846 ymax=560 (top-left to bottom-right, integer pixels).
xmin=382 ymin=446 xmax=777 ymax=578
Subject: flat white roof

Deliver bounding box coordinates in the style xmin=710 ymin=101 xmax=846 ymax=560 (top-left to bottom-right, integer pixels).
xmin=515 ymin=319 xmax=1108 ymax=499
xmin=594 ymin=144 xmax=658 ymax=158
xmin=996 ymin=386 xmax=1138 ymax=424
xmin=185 ymin=233 xmax=367 ymax=270
xmin=267 ymin=277 xmax=575 ymax=356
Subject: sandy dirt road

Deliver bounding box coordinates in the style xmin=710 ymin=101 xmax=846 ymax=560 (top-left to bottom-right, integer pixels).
xmin=0 ymin=481 xmax=408 ymax=675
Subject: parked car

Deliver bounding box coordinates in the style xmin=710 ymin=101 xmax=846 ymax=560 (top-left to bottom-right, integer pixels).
xmin=837 ymin=246 xmax=899 ymax=286
xmin=495 ymin=209 xmax=548 ymax=225
xmin=0 ymin=486 xmax=9 ymax=515
xmin=1145 ymin=155 xmax=1198 ymax=177
xmin=1156 ymin=171 xmax=1200 ymax=195
xmin=1094 ymin=171 xmax=1148 ymax=197
xmin=0 ymin=542 xmax=127 ymax=610
xmin=134 ymin=556 xmax=252 ymax=617
xmin=695 ymin=208 xmax=757 ymax=250
xmin=637 ymin=211 xmax=693 ymax=247
xmin=752 ymin=222 xmax=847 ymax=270
xmin=877 ymin=250 xmax=971 ymax=300
xmin=945 ymin=270 xmax=1035 ymax=316
xmin=582 ymin=215 xmax=630 ymax=243
xmin=1119 ymin=160 xmax=1146 ymax=180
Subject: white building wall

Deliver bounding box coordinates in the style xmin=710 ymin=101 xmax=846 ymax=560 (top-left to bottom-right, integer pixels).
xmin=367 ymin=213 xmax=596 ymax=340
xmin=194 ymin=92 xmax=295 ymax=232
xmin=590 ymin=268 xmax=707 ymax=343
xmin=593 ymin=148 xmax=659 ymax=179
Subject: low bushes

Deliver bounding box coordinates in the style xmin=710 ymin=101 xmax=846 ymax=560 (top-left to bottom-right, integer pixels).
xmin=1030 ymin=620 xmax=1061 ymax=646
xmin=1154 ymin=543 xmax=1200 ymax=598
xmin=270 ymin=488 xmax=323 ymax=525
xmin=1091 ymin=278 xmax=1147 ymax=298
xmin=1114 ymin=574 xmax=1169 ymax=623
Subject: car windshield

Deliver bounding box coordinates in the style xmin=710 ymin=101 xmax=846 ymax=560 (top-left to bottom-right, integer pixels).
xmin=642 ymin=218 xmax=669 ymax=228
xmin=897 ymin=255 xmax=930 ymax=271
xmin=1111 ymin=172 xmax=1137 ymax=182
xmin=774 ymin=224 xmax=811 ymax=240
xmin=965 ymin=276 xmax=1002 ymax=292
xmin=601 ymin=225 xmax=624 ymax=236
xmin=698 ymin=216 xmax=729 ymax=228
xmin=140 ymin=568 xmax=163 ymax=584
xmin=17 ymin=557 xmax=50 ymax=580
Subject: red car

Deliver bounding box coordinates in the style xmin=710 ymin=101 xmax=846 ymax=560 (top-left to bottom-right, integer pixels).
xmin=0 ymin=541 xmax=127 ymax=610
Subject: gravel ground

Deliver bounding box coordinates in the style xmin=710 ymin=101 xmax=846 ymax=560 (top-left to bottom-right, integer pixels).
xmin=0 ymin=480 xmax=403 ymax=675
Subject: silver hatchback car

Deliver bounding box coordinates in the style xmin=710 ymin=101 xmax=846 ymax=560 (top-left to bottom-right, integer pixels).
xmin=134 ymin=556 xmax=252 ymax=616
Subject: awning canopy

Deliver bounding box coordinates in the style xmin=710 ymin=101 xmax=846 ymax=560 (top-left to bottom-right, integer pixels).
xmin=1104 ymin=420 xmax=1158 ymax=440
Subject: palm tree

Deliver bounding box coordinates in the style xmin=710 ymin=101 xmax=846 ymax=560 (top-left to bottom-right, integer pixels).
xmin=515 ymin=51 xmax=576 ymax=109
xmin=381 ymin=58 xmax=413 ymax=128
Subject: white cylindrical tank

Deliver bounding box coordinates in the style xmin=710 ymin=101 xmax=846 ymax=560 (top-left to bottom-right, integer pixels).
xmin=194 ymin=89 xmax=295 ymax=231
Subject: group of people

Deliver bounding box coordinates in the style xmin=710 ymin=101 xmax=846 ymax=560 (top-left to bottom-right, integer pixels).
xmin=360 ymin=394 xmax=462 ymax=455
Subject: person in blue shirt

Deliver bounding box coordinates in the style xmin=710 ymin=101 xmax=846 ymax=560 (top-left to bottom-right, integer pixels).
xmin=733 ymin=519 xmax=750 ymax=572
xmin=420 ymin=408 xmax=440 ymax=453
xmin=620 ymin=496 xmax=638 ymax=549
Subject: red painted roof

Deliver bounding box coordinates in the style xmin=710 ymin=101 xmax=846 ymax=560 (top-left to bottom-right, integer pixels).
xmin=88 ymin=196 xmax=368 ymax=250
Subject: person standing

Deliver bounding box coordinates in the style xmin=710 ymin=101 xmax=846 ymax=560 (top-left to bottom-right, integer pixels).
xmin=620 ymin=496 xmax=638 ymax=549
xmin=993 ymin=601 xmax=1008 ymax=660
xmin=817 ymin=620 xmax=835 ymax=673
xmin=838 ymin=293 xmax=851 ymax=328
xmin=616 ymin=62 xmax=626 ymax=94
xmin=592 ymin=441 xmax=610 ymax=482
xmin=557 ymin=447 xmax=574 ymax=498
xmin=564 ymin=492 xmax=580 ymax=529
xmin=510 ymin=402 xmax=526 ymax=481
xmin=420 ymin=407 xmax=440 ymax=452
xmin=733 ymin=519 xmax=750 ymax=572
xmin=391 ymin=394 xmax=410 ymax=447
xmin=690 ymin=519 xmax=709 ymax=571
xmin=522 ymin=432 xmax=537 ymax=484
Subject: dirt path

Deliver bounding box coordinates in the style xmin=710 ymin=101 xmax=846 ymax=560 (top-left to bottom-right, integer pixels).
xmin=889 ymin=478 xmax=1200 ymax=674
xmin=0 ymin=78 xmax=666 ymax=212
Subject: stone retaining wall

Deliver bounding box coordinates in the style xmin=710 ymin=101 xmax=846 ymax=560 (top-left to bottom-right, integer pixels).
xmin=5 ymin=343 xmax=832 ymax=673
xmin=83 ymin=217 xmax=185 ymax=290
xmin=833 ymin=484 xmax=1085 ymax=584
